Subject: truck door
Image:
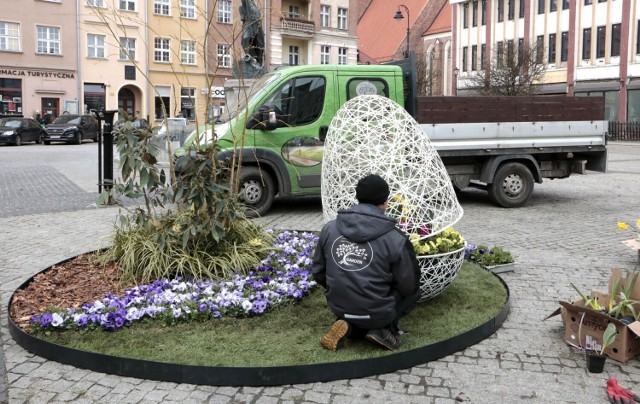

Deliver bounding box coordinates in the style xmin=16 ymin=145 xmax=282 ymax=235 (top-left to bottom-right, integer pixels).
xmin=252 ymin=73 xmax=335 ymax=194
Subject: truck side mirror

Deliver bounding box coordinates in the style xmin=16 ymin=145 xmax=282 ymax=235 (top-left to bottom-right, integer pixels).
xmin=246 ymin=107 xmax=280 ymax=131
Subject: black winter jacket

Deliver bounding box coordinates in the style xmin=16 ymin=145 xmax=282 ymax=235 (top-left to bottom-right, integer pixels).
xmin=311 ymin=203 xmax=420 ymax=329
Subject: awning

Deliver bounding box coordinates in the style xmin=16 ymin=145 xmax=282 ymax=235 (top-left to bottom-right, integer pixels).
xmin=574 ymin=81 xmax=619 ymax=92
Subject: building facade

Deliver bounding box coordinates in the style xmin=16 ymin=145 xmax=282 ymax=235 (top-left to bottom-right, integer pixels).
xmin=1 ymin=0 xmax=79 ymax=121
xmin=1 ymin=0 xmax=359 ymax=125
xmin=451 ymin=0 xmax=640 ymax=121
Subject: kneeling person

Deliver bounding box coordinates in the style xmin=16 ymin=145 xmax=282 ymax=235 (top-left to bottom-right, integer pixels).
xmin=311 ymin=174 xmax=420 ymax=351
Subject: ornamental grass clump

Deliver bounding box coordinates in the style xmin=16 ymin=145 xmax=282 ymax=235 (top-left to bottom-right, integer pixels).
xmin=30 ymin=231 xmax=318 ymax=333
xmin=97 ymin=112 xmax=273 ymax=282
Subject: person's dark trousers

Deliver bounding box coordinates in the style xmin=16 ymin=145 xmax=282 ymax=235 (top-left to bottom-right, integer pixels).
xmin=390 ymin=290 xmax=420 ymax=335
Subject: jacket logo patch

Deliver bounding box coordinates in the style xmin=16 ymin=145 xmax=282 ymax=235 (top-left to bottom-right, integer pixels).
xmin=331 ymin=236 xmax=373 ymax=271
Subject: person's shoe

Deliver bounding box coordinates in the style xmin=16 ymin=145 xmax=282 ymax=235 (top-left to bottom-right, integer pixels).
xmin=366 ymin=328 xmax=401 ymax=351
xmin=320 ymin=320 xmax=350 ymax=351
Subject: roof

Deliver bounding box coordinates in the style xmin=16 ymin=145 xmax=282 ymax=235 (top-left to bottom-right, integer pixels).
xmin=423 ymin=1 xmax=450 ymax=36
xmin=358 ymin=0 xmax=431 ymax=64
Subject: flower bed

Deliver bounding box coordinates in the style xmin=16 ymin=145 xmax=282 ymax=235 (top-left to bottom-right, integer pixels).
xmin=30 ymin=230 xmax=319 ymax=333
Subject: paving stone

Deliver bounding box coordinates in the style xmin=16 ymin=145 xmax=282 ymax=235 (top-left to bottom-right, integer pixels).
xmin=1 ymin=142 xmax=640 ymax=403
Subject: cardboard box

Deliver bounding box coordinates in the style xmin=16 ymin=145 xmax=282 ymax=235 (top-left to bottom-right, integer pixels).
xmin=547 ymin=269 xmax=640 ymax=363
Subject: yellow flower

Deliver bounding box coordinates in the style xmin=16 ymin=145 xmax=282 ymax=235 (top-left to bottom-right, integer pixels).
xmin=172 ymin=224 xmax=182 ymax=232
xmin=637 ymin=219 xmax=640 ymax=228
xmin=248 ymin=238 xmax=263 ymax=247
xmin=618 ymin=222 xmax=629 ymax=230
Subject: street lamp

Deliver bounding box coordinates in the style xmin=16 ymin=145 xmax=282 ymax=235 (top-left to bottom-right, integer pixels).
xmin=394 ymin=5 xmax=410 ymax=59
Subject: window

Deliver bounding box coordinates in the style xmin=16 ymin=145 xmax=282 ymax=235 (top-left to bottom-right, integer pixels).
xmin=507 ymin=39 xmax=515 ymax=62
xmin=217 ymin=43 xmax=231 ymax=68
xmin=84 ymin=83 xmax=105 ymax=114
xmin=628 ymin=90 xmax=640 ymax=121
xmin=218 ymin=0 xmax=231 ymax=23
xmin=338 ymin=47 xmax=347 ymax=65
xmin=585 ymin=0 xmax=592 ymax=4
xmin=550 ymin=0 xmax=557 ymax=12
xmin=154 ymin=37 xmax=170 ymax=62
xmin=536 ymin=35 xmax=544 ymax=63
xmin=596 ymin=25 xmax=605 ymax=58
xmin=321 ymin=45 xmax=330 ymax=65
xmin=346 ymin=78 xmax=389 ymax=100
xmin=87 ymin=34 xmax=105 ymax=58
xmin=321 ymin=5 xmax=330 ymax=28
xmin=598 ymin=0 xmax=606 ymax=2
xmin=637 ymin=21 xmax=640 ymax=54
xmin=472 ymin=2 xmax=478 ymax=27
xmin=288 ymin=5 xmax=299 ymax=18
xmin=37 ymin=26 xmax=60 ymax=55
xmin=263 ymin=77 xmax=326 ymax=127
xmin=562 ymin=0 xmax=570 ymax=9
xmin=463 ymin=4 xmax=468 ymax=29
xmin=507 ymin=0 xmax=514 ymax=20
xmin=337 ymin=8 xmax=347 ymax=30
xmin=582 ymin=28 xmax=591 ymax=59
xmin=180 ymin=87 xmax=195 ymax=120
xmin=518 ymin=37 xmax=524 ymax=63
xmin=497 ymin=41 xmax=504 ymax=67
xmin=462 ymin=46 xmax=468 ymax=72
xmin=180 ymin=0 xmax=195 ymax=19
xmin=548 ymin=33 xmax=556 ymax=63
xmin=498 ymin=0 xmax=504 ymax=22
xmin=0 ymin=22 xmax=20 ymax=52
xmin=519 ymin=0 xmax=525 ymax=18
xmin=119 ymin=37 xmax=136 ymax=60
xmin=154 ymin=0 xmax=170 ymax=15
xmin=480 ymin=44 xmax=486 ymax=69
xmin=180 ymin=40 xmax=196 ymax=64
xmin=86 ymin=0 xmax=105 ymax=6
xmin=561 ymin=31 xmax=568 ymax=62
xmin=154 ymin=85 xmax=170 ymax=120
xmin=119 ymin=0 xmax=135 ymax=11
xmin=538 ymin=0 xmax=544 ymax=14
xmin=482 ymin=0 xmax=486 ymax=25
xmin=471 ymin=45 xmax=477 ymax=71
xmin=611 ymin=23 xmax=621 ymax=57
xmin=289 ymin=45 xmax=299 ymax=65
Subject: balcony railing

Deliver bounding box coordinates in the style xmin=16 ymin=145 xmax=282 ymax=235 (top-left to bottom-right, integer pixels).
xmin=280 ymin=17 xmax=315 ymax=34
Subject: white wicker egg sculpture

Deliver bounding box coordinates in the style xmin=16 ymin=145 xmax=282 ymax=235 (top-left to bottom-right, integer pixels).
xmin=321 ymin=95 xmax=463 ymax=237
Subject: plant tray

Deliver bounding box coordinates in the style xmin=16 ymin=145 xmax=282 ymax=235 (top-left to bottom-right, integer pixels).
xmin=482 ymin=262 xmax=516 ymax=274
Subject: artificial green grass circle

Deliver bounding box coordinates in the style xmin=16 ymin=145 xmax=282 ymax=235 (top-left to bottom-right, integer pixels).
xmin=36 ymin=262 xmax=507 ymax=367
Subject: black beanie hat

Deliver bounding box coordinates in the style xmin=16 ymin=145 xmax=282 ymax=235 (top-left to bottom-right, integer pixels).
xmin=356 ymin=174 xmax=390 ymax=205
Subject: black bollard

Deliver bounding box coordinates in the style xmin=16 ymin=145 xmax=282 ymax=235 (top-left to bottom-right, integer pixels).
xmin=91 ymin=109 xmax=104 ymax=194
xmin=101 ymin=110 xmax=118 ymax=192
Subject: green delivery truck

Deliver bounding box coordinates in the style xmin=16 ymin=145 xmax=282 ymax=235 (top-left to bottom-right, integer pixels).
xmin=176 ymin=60 xmax=608 ymax=217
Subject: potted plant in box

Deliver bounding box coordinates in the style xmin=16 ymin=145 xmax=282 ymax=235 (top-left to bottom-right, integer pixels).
xmin=585 ymin=322 xmax=617 ymax=373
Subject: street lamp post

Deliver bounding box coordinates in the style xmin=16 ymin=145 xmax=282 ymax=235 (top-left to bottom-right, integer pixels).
xmin=394 ymin=5 xmax=410 ymax=59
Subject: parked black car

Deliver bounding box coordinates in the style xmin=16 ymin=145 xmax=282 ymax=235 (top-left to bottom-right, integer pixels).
xmin=44 ymin=114 xmax=99 ymax=145
xmin=0 ymin=117 xmax=46 ymax=146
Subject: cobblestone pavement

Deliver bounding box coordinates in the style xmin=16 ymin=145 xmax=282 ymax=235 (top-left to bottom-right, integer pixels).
xmin=0 ymin=143 xmax=639 ymax=403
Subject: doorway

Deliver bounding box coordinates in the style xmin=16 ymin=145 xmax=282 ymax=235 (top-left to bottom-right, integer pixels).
xmin=118 ymin=88 xmax=135 ymax=117
xmin=41 ymin=98 xmax=59 ymax=124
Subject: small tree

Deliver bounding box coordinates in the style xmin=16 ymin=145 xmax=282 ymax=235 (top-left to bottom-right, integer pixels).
xmin=466 ymin=41 xmax=546 ymax=96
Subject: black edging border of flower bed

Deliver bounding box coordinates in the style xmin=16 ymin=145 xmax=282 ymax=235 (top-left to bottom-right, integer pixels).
xmin=8 ymin=254 xmax=510 ymax=387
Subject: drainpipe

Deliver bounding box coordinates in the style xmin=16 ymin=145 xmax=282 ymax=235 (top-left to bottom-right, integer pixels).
xmin=145 ymin=2 xmax=150 ymax=122
xmin=76 ymin=0 xmax=82 ymax=113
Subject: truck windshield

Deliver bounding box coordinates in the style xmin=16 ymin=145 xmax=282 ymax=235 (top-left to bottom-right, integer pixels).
xmin=220 ymin=72 xmax=280 ymax=123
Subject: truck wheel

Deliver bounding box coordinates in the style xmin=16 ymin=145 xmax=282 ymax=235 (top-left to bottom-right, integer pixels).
xmin=238 ymin=167 xmax=275 ymax=217
xmin=488 ymin=162 xmax=534 ymax=208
